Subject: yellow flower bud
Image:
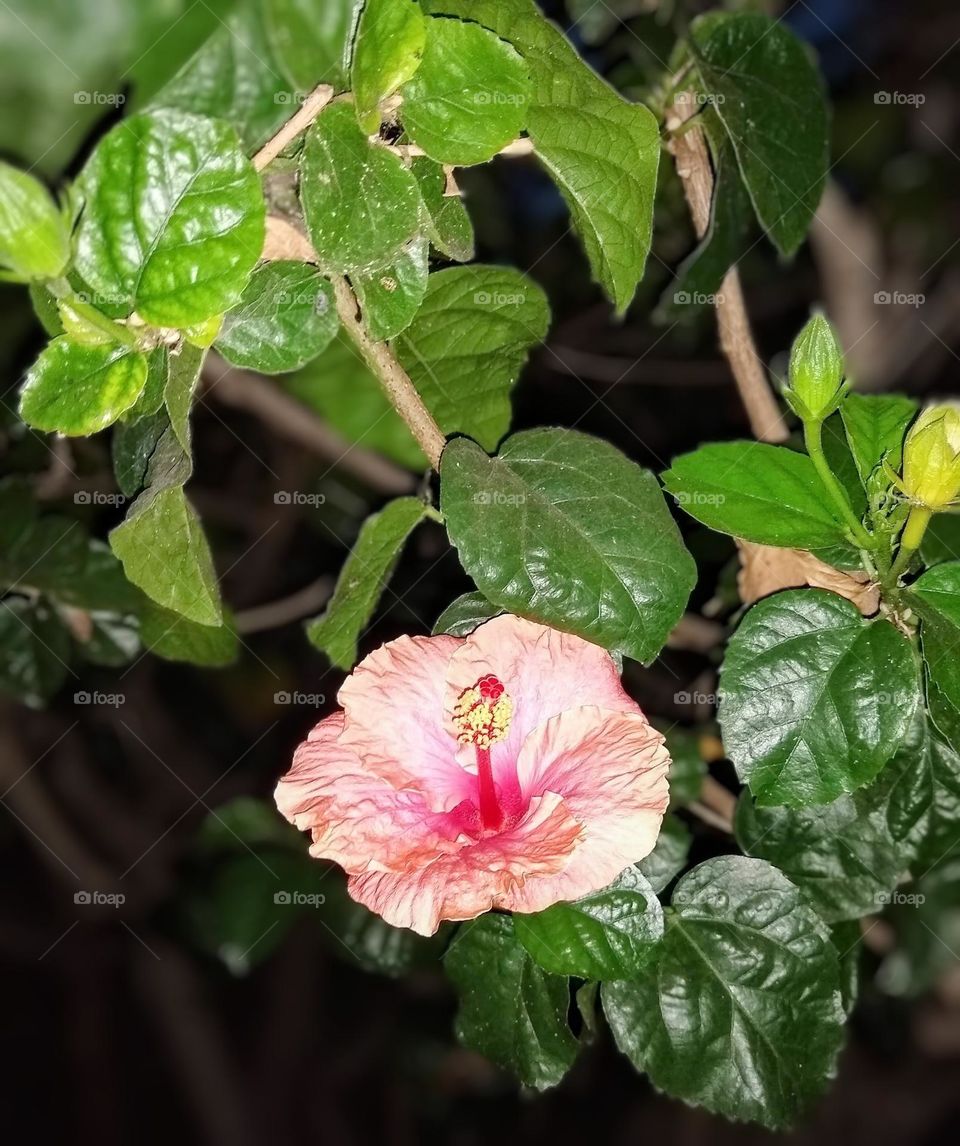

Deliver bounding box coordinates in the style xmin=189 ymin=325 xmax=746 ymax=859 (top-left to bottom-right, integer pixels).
xmin=901 ymin=405 xmax=960 ymax=509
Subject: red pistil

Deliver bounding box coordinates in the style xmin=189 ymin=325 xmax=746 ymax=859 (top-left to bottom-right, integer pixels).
xmin=475 ymin=745 xmax=504 ymax=832
xmin=451 ymin=673 xmax=514 ymax=834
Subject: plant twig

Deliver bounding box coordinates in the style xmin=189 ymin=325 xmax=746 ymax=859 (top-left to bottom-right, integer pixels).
xmin=666 ymin=92 xmax=789 ymax=444
xmin=331 ymin=277 xmax=447 ymax=468
xmin=234 ymin=576 xmax=334 ymax=634
xmin=252 ymin=84 xmax=335 ymax=172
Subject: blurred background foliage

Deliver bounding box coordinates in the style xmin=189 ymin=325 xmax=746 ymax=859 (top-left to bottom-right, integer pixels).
xmin=2 ymin=0 xmax=960 ymax=1142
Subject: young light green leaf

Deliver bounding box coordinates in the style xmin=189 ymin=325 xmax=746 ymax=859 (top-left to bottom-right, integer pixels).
xmin=662 ymin=442 xmax=852 ymax=550
xmin=412 ymin=157 xmax=475 ymax=262
xmin=300 ymin=102 xmax=423 ymax=273
xmin=432 ymin=590 xmax=503 ymax=636
xmin=305 ymin=496 xmax=427 ymax=669
xmin=0 ymin=161 xmax=70 ymax=280
xmin=20 ymin=339 xmax=149 ymax=436
xmin=427 ymin=0 xmax=660 ymax=312
xmin=444 ymin=912 xmax=578 ymax=1090
xmin=264 ymin=0 xmax=359 ymax=92
xmin=353 ymin=235 xmax=429 ymax=341
xmin=141 ymin=601 xmax=239 ymax=667
xmin=441 ymin=429 xmax=696 ymax=664
xmin=720 ymin=589 xmax=920 ymax=807
xmin=164 ymin=343 xmax=205 ymax=454
xmin=604 ymin=856 xmax=845 ymax=1130
xmin=514 ymin=866 xmax=664 ymax=980
xmin=216 ymin=262 xmax=338 ymax=374
xmin=351 ymin=0 xmax=425 ymax=133
xmin=636 ymin=814 xmax=691 ymax=893
xmin=690 ymin=13 xmax=829 ymax=257
xmin=75 ymin=109 xmax=265 ymax=328
xmin=400 ymin=16 xmax=529 ymax=166
xmin=840 ymin=392 xmax=917 ymax=484
xmin=396 ymin=266 xmax=549 ymax=450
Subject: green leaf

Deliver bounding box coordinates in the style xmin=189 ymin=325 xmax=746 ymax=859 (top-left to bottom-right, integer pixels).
xmin=395 ymin=266 xmax=549 ymax=450
xmin=351 ymin=0 xmax=425 ymax=133
xmin=282 ymin=335 xmax=425 ymax=469
xmin=52 ymin=538 xmax=142 ymax=613
xmin=164 ymin=343 xmax=205 ymax=454
xmin=432 ymin=590 xmax=502 ymax=636
xmin=153 ymin=0 xmax=296 ymax=152
xmin=265 ymin=0 xmax=359 ymax=92
xmin=0 ymin=161 xmax=70 ymax=280
xmin=141 ymin=601 xmax=239 ymax=667
xmin=353 ymin=235 xmax=429 ymax=341
xmin=127 ymin=346 xmax=169 ymax=419
xmin=690 ymin=13 xmax=829 ymax=257
xmin=636 ymin=814 xmax=691 ymax=893
xmin=911 ymin=563 xmax=960 ymax=745
xmin=514 ymin=867 xmax=663 ymax=980
xmin=0 ymin=509 xmax=88 ymax=595
xmin=877 ymin=856 xmax=960 ymax=998
xmin=441 ymin=428 xmax=697 ymax=663
xmin=840 ymin=392 xmax=917 ymax=484
xmin=217 ymin=262 xmax=338 ymax=374
xmin=719 ymin=589 xmax=920 ymax=806
xmin=20 ymin=339 xmax=149 ymax=437
xmin=305 ymin=497 xmax=427 ymax=669
xmin=663 ymin=442 xmax=852 ymax=550
xmin=0 ymin=596 xmax=72 ymax=707
xmin=735 ymin=788 xmax=908 ymax=923
xmin=301 ymin=102 xmax=423 ymax=274
xmin=427 ymin=0 xmax=660 ymax=312
xmin=76 ymin=109 xmax=265 ymax=328
xmin=400 ymin=16 xmax=529 ymax=166
xmin=412 ymin=157 xmax=475 ymax=262
xmin=604 ymin=856 xmax=845 ymax=1130
xmin=444 ymin=913 xmax=578 ymax=1090
xmin=920 ymin=514 xmax=960 ymax=568
xmin=112 ymin=410 xmax=169 ymax=498
xmin=80 ymin=611 xmax=141 ymax=668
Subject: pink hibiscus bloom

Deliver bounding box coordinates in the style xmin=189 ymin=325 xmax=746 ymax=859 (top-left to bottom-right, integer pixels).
xmin=275 ymin=615 xmax=670 ymax=936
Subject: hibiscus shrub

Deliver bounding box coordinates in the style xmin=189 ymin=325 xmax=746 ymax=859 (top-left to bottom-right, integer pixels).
xmin=2 ymin=0 xmax=958 ymax=1132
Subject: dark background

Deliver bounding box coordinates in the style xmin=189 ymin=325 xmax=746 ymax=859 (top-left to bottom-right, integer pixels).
xmin=2 ymin=0 xmax=960 ymax=1142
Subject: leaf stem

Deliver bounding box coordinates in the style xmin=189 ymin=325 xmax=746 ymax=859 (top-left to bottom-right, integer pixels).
xmin=890 ymin=506 xmax=931 ymax=581
xmin=802 ymin=418 xmax=875 ymax=550
xmin=47 ymin=277 xmax=139 ymax=349
xmin=331 ymin=276 xmax=446 ymax=469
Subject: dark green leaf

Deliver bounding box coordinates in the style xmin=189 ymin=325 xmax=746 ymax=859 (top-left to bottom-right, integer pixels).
xmin=305 ymin=497 xmax=427 ymax=669
xmin=265 ymin=0 xmax=359 ymax=92
xmin=141 ymin=601 xmax=239 ymax=667
xmin=840 ymin=392 xmax=917 ymax=484
xmin=920 ymin=514 xmax=960 ymax=568
xmin=412 ymin=157 xmax=475 ymax=262
xmin=217 ymin=262 xmax=338 ymax=374
xmin=76 ymin=109 xmax=265 ymax=327
xmin=690 ymin=12 xmax=829 ymax=256
xmin=660 ymin=724 xmax=707 ymax=807
xmin=662 ymin=442 xmax=851 ymax=550
xmin=351 ymin=0 xmax=425 ymax=133
xmin=604 ymin=856 xmax=844 ymax=1130
xmin=432 ymin=591 xmax=502 ymax=636
xmin=20 ymin=339 xmax=149 ymax=437
xmin=0 ymin=597 xmax=71 ymax=707
xmin=636 ymin=813 xmax=691 ymax=893
xmin=441 ymin=429 xmax=697 ymax=663
xmin=164 ymin=343 xmax=205 ymax=454
xmin=514 ymin=866 xmax=663 ymax=980
xmin=112 ymin=410 xmax=169 ymax=498
xmin=400 ymin=16 xmax=529 ymax=166
xmin=445 ymin=913 xmax=578 ymax=1090
xmin=79 ymin=610 xmax=140 ymax=667
xmin=719 ymin=589 xmax=920 ymax=806
xmin=353 ymin=236 xmax=429 ymax=341
xmin=911 ymin=563 xmax=960 ymax=745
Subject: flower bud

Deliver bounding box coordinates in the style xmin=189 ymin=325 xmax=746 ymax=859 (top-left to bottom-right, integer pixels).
xmin=785 ymin=314 xmax=846 ymax=420
xmin=901 ymin=405 xmax=960 ymax=509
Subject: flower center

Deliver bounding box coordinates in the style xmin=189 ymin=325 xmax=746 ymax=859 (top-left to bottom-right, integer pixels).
xmin=452 ymin=675 xmax=513 ymax=832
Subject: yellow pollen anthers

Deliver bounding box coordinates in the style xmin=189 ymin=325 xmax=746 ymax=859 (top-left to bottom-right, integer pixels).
xmin=452 ymin=677 xmax=513 ymax=750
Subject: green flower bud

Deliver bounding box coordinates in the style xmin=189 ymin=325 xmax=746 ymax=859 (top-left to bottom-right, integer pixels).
xmin=901 ymin=405 xmax=960 ymax=510
xmin=785 ymin=314 xmax=846 ymax=421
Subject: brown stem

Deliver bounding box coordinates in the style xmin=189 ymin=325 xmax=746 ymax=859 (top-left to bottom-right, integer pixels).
xmin=252 ymin=84 xmax=334 ymax=172
xmin=332 ymin=276 xmax=447 ymax=468
xmin=666 ymin=92 xmax=789 ymax=443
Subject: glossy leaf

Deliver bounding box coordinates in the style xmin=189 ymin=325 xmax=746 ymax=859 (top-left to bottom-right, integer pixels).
xmin=400 ymin=16 xmax=529 ymax=166
xmin=164 ymin=343 xmax=205 ymax=454
xmin=351 ymin=0 xmax=425 ymax=133
xmin=514 ymin=866 xmax=663 ymax=980
xmin=353 ymin=236 xmax=429 ymax=341
xmin=216 ymin=262 xmax=338 ymax=374
xmin=441 ymin=428 xmax=696 ymax=664
xmin=636 ymin=814 xmax=691 ymax=893
xmin=911 ymin=563 xmax=960 ymax=744
xmin=604 ymin=856 xmax=845 ymax=1130
xmin=840 ymin=392 xmax=917 ymax=484
xmin=76 ymin=109 xmax=265 ymax=328
xmin=412 ymin=157 xmax=475 ymax=262
xmin=444 ymin=913 xmax=578 ymax=1090
xmin=719 ymin=589 xmax=920 ymax=806
xmin=305 ymin=497 xmax=427 ymax=669
xmin=432 ymin=590 xmax=502 ymax=636
xmin=20 ymin=339 xmax=148 ymax=437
